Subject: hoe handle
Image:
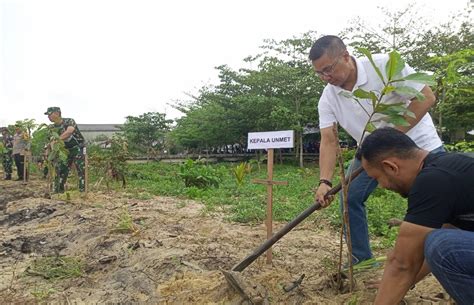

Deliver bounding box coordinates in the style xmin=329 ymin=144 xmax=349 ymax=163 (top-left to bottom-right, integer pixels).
xmin=231 ymin=166 xmax=363 ymax=272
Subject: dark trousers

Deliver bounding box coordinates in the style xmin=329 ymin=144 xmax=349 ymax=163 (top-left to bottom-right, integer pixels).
xmin=54 ymin=146 xmax=85 ymax=193
xmin=13 ymin=154 xmax=25 ymax=179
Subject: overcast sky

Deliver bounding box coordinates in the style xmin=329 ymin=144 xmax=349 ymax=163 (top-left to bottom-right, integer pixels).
xmin=0 ymin=0 xmax=470 ymax=127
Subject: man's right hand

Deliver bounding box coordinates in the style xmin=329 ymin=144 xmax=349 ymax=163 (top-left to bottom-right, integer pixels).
xmin=315 ymin=183 xmax=334 ymax=207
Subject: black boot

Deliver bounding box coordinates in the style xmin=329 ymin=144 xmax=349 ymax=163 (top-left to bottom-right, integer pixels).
xmin=5 ymin=174 xmax=11 ymax=180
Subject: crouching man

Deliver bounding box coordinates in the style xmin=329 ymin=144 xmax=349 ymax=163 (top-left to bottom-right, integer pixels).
xmin=357 ymin=127 xmax=474 ymax=305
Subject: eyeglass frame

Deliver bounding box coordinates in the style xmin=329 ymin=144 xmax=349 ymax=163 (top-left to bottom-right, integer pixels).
xmin=314 ymin=54 xmax=343 ymax=77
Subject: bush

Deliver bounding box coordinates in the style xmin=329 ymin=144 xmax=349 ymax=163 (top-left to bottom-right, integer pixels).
xmin=445 ymin=140 xmax=474 ymax=152
xmin=178 ymin=159 xmax=221 ymax=188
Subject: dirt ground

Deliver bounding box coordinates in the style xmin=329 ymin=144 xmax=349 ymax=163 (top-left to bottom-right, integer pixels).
xmin=0 ymin=177 xmax=452 ymax=304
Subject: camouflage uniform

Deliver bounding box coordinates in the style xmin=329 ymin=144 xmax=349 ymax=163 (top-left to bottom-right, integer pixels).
xmin=51 ymin=118 xmax=86 ymax=193
xmin=1 ymin=128 xmax=13 ymax=180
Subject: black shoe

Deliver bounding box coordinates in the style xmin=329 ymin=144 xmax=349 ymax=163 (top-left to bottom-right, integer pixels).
xmin=5 ymin=175 xmax=11 ymax=180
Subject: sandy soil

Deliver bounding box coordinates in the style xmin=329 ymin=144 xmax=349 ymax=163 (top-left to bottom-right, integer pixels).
xmin=0 ymin=178 xmax=452 ymax=304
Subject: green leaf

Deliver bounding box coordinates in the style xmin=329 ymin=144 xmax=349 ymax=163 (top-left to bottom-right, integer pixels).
xmin=382 ymin=85 xmax=396 ymax=95
xmin=384 ymin=105 xmax=408 ymax=113
xmin=365 ymin=122 xmax=377 ymax=133
xmin=405 ymin=110 xmax=416 ymax=119
xmin=375 ymin=102 xmax=405 ymax=113
xmin=399 ymin=73 xmax=436 ymax=86
xmin=353 ymin=89 xmax=378 ymax=101
xmin=357 ymin=48 xmax=385 ymax=85
xmin=394 ymin=86 xmax=426 ymax=101
xmin=339 ymin=91 xmax=354 ymax=99
xmin=385 ymin=51 xmax=405 ymax=81
xmin=388 ymin=115 xmax=410 ymax=127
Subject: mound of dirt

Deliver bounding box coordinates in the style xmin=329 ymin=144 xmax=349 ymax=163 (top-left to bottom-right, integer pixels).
xmin=0 ymin=178 xmax=450 ymax=304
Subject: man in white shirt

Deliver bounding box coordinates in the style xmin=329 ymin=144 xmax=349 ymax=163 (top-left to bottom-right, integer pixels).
xmin=309 ymin=35 xmax=444 ymax=264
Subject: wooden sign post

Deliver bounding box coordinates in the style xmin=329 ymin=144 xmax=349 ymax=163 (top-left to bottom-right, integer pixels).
xmin=248 ymin=130 xmax=294 ymax=265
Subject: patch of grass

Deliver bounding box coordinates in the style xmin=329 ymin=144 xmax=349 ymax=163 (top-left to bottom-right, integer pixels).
xmin=321 ymin=187 xmax=406 ymax=247
xmin=113 ymin=208 xmax=139 ymax=234
xmin=31 ymin=286 xmax=56 ymax=301
xmin=125 ymin=161 xmax=406 ymax=248
xmin=26 ymin=256 xmax=84 ymax=280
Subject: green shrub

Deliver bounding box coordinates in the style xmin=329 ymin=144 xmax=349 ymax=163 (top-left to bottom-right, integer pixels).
xmin=445 ymin=140 xmax=474 ymax=152
xmin=178 ymin=159 xmax=221 ymax=188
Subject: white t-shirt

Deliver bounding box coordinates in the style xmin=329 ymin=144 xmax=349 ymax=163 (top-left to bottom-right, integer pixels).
xmin=318 ymin=54 xmax=442 ymax=151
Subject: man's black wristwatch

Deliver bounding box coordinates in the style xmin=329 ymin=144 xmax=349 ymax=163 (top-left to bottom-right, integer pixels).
xmin=319 ymin=179 xmax=333 ymax=188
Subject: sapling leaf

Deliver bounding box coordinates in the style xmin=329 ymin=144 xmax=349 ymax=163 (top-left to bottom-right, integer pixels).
xmin=357 ymin=48 xmax=385 ymax=85
xmin=382 ymin=85 xmax=396 ymax=95
xmin=365 ymin=122 xmax=377 ymax=133
xmin=375 ymin=102 xmax=405 ymax=112
xmin=394 ymin=86 xmax=426 ymax=101
xmin=383 ymin=105 xmax=409 ymax=114
xmin=405 ymin=110 xmax=416 ymax=119
xmin=386 ymin=51 xmax=405 ymax=81
xmin=399 ymin=73 xmax=436 ymax=86
xmin=388 ymin=115 xmax=410 ymax=127
xmin=339 ymin=91 xmax=354 ymax=99
xmin=353 ymin=88 xmax=375 ymax=100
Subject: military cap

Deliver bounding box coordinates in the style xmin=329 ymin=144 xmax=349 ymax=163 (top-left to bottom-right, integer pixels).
xmin=44 ymin=107 xmax=61 ymax=115
xmin=0 ymin=127 xmax=7 ymax=132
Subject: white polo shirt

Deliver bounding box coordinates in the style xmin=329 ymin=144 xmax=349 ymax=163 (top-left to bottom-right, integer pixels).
xmin=318 ymin=54 xmax=442 ymax=151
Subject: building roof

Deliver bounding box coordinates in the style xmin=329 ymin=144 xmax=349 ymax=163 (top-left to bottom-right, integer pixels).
xmin=77 ymin=124 xmax=123 ymax=132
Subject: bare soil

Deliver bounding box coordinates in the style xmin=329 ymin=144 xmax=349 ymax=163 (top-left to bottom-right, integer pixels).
xmin=0 ymin=178 xmax=451 ymax=304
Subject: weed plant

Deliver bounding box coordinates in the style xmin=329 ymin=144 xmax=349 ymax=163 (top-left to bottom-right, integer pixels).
xmin=26 ymin=256 xmax=84 ymax=280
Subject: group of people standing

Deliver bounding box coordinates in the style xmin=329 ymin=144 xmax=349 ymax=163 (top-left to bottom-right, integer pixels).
xmin=1 ymin=106 xmax=86 ymax=193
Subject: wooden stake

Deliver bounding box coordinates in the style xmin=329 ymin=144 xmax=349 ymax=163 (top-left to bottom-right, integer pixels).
xmin=265 ymin=148 xmax=273 ymax=265
xmin=23 ymin=153 xmax=30 ymax=184
xmin=252 ymin=148 xmax=288 ymax=265
xmin=84 ymin=147 xmax=88 ymax=196
xmin=332 ymin=123 xmax=354 ymax=292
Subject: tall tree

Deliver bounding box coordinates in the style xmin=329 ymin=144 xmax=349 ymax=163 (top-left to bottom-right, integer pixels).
xmin=121 ymin=112 xmax=173 ymax=155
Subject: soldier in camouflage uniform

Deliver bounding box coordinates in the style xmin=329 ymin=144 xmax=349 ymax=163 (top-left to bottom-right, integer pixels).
xmin=1 ymin=127 xmax=13 ymax=180
xmin=45 ymin=107 xmax=86 ymax=193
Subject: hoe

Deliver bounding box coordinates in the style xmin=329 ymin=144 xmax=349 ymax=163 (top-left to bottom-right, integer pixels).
xmin=222 ymin=167 xmax=363 ymax=302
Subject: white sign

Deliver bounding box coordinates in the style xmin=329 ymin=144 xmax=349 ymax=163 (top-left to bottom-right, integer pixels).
xmin=247 ymin=130 xmax=294 ymax=150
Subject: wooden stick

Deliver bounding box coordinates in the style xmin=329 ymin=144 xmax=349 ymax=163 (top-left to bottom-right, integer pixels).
xmin=333 ymin=123 xmax=353 ymax=291
xmin=84 ymin=147 xmax=88 ymax=195
xmin=266 ymin=148 xmax=274 ymax=265
xmin=23 ymin=153 xmax=29 ymax=184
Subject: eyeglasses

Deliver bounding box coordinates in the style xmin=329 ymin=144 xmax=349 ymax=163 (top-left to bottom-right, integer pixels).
xmin=315 ymin=55 xmax=342 ymax=77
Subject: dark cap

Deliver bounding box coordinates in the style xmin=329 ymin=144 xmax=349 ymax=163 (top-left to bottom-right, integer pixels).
xmin=44 ymin=107 xmax=61 ymax=115
xmin=0 ymin=127 xmax=7 ymax=132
